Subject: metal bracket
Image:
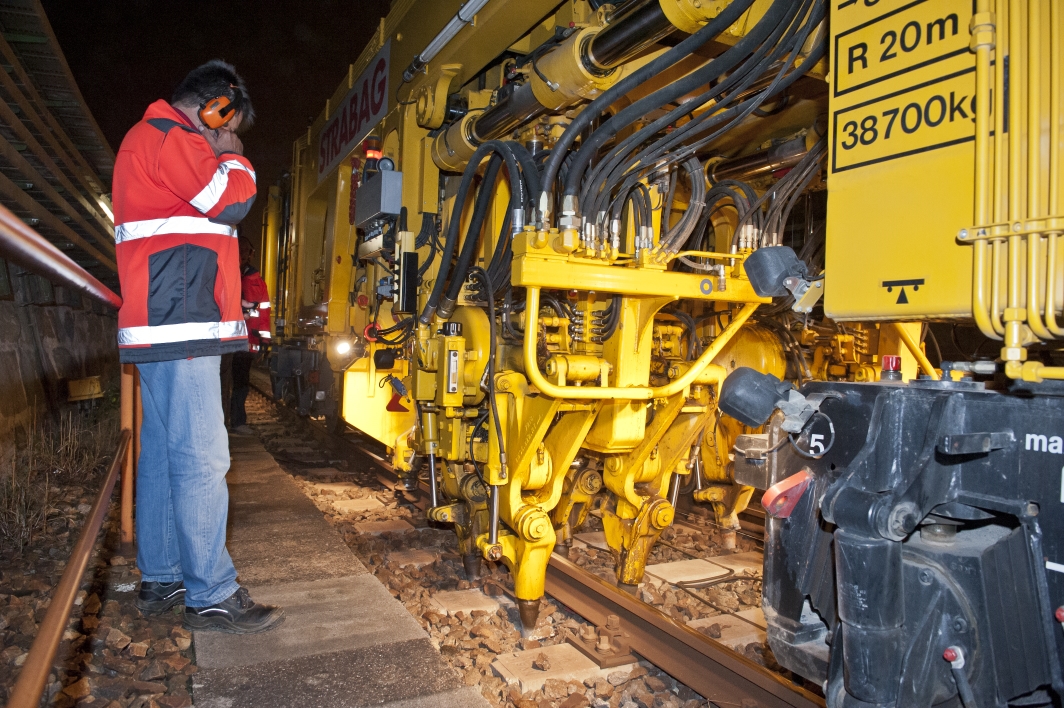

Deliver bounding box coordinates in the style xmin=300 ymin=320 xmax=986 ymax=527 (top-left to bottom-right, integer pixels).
xmin=937 ymin=431 xmax=1013 ymax=456
xmin=566 ymin=614 xmax=638 ymax=668
xmin=783 ymin=275 xmax=824 ymax=313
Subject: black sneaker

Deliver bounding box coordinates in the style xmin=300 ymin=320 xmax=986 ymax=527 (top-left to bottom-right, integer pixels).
xmin=135 ymin=580 xmax=186 ymax=615
xmin=184 ymin=587 xmax=285 ymax=634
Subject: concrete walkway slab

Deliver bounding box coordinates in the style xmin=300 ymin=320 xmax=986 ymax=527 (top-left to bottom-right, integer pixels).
xmin=194 ymin=639 xmax=469 ymax=708
xmin=194 ymin=575 xmax=426 ymax=669
xmin=192 ymin=434 xmax=489 ymax=708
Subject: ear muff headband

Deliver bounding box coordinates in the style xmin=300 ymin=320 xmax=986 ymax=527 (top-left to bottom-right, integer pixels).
xmin=199 ymin=85 xmax=244 ymax=130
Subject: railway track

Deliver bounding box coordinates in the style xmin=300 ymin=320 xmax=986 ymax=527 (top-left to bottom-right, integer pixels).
xmin=248 ymin=377 xmax=824 ymax=707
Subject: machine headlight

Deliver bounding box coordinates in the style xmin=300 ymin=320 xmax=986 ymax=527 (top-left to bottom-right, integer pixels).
xmin=335 ymin=340 xmax=352 ymax=356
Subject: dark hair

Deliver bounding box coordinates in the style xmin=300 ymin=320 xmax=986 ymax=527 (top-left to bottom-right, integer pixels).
xmin=172 ymin=60 xmax=255 ymax=131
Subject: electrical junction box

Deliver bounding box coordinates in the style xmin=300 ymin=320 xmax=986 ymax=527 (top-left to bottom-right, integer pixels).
xmin=825 ymin=0 xmax=976 ymax=320
xmin=354 ymin=170 xmax=403 ymax=229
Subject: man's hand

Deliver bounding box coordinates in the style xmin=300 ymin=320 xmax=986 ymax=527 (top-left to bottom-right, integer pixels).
xmin=203 ymin=127 xmax=243 ymax=157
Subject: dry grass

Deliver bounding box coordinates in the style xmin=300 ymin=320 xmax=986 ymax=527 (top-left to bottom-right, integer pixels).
xmin=0 ymin=408 xmax=119 ymax=552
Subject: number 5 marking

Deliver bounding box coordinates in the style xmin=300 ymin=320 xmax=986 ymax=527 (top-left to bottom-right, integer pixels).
xmin=809 ymin=434 xmax=826 ymax=455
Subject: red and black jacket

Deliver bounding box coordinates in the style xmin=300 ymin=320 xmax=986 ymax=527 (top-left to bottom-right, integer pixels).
xmin=113 ymin=100 xmax=257 ymax=363
xmin=240 ymin=265 xmax=271 ymax=352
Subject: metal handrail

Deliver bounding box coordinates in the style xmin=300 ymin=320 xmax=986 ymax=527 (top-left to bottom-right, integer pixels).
xmin=0 ymin=201 xmax=141 ymax=708
xmin=0 ymin=202 xmax=121 ymax=309
xmin=5 ymin=431 xmax=132 ymax=708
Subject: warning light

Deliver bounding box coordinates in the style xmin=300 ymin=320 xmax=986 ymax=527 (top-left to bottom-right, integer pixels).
xmin=365 ymin=149 xmax=383 ymax=159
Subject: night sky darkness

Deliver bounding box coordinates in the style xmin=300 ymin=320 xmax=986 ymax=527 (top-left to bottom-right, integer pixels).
xmin=40 ymin=0 xmax=392 ymax=247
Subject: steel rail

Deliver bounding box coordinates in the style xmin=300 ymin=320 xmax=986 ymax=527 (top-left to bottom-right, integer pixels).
xmin=246 ymin=383 xmax=820 ymax=707
xmin=5 ymin=430 xmax=132 ymax=708
xmin=0 ymin=201 xmax=121 ymax=309
xmin=545 ymin=555 xmax=823 ymax=708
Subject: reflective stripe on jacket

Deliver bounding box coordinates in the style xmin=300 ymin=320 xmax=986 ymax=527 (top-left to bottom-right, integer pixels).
xmin=113 ymin=100 xmax=257 ymax=363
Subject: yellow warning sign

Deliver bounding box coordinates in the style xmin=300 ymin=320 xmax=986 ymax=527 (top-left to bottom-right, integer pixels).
xmin=833 ymin=0 xmax=972 ymax=97
xmin=831 ymin=67 xmax=975 ymax=173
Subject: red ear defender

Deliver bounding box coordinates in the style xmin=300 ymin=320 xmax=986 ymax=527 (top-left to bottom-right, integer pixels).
xmin=199 ymin=95 xmax=235 ymax=130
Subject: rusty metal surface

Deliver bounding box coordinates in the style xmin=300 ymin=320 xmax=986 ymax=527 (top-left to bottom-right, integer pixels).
xmin=545 ymin=555 xmax=825 ymax=708
xmin=0 ymin=202 xmax=121 ymax=308
xmin=5 ymin=430 xmax=131 ymax=708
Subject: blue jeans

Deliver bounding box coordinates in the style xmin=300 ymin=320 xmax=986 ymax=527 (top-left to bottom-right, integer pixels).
xmin=136 ymin=356 xmax=239 ymax=606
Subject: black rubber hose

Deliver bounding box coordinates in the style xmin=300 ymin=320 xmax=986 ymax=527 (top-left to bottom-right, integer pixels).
xmin=652 ymin=0 xmax=825 ymax=161
xmin=562 ymin=0 xmax=793 ymax=199
xmin=419 ymin=142 xmax=496 ymax=324
xmin=538 ymin=0 xmax=757 ymax=207
xmin=420 ymin=141 xmax=524 ymax=324
xmin=439 ymin=154 xmax=505 ymax=317
xmin=591 ymin=28 xmax=823 ymax=231
xmin=581 ymin=0 xmax=817 ymax=214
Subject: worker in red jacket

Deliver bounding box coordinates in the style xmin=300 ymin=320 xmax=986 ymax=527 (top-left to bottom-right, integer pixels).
xmin=229 ymin=236 xmax=270 ymax=433
xmin=113 ymin=60 xmax=283 ymax=634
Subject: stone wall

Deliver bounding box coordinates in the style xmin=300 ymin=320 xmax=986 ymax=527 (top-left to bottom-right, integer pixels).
xmin=0 ymin=262 xmax=119 ymax=441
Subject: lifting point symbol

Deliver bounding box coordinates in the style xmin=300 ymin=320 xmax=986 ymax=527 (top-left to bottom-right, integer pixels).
xmin=882 ymin=278 xmax=925 ymax=304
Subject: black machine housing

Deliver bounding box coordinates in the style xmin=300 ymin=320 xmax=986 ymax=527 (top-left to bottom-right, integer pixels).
xmin=740 ymin=377 xmax=1064 ymax=707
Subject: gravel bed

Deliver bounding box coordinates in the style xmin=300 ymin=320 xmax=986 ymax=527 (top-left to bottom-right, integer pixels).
xmin=0 ymin=481 xmax=197 ymax=708
xmin=245 ymin=390 xmax=764 ymax=707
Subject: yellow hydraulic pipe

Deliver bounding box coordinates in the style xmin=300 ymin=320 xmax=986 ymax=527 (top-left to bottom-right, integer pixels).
xmin=1025 ymin=7 xmax=1053 ymax=342
xmin=892 ymin=323 xmax=940 ymax=380
xmin=1044 ymin=1 xmax=1064 ymax=336
xmin=971 ymin=0 xmax=999 ymax=340
xmin=262 ymin=185 xmax=281 ymax=315
xmin=522 ymin=286 xmax=757 ymax=399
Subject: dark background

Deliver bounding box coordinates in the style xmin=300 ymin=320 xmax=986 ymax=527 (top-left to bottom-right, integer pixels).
xmin=40 ymin=0 xmax=392 ymax=248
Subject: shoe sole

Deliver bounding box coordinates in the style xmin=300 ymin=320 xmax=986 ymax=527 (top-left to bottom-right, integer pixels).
xmin=183 ymin=609 xmax=286 ymax=635
xmin=135 ymin=595 xmax=186 ymax=616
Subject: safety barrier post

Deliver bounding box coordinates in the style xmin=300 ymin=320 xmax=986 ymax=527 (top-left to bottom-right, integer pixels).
xmin=120 ymin=364 xmax=135 ymax=552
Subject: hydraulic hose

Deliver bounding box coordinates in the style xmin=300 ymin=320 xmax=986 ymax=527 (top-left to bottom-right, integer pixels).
xmin=438 ymin=154 xmax=506 ymax=318
xmin=562 ymin=0 xmax=796 ymax=201
xmin=538 ymin=0 xmax=758 ymax=216
xmin=439 ymin=140 xmax=531 ymax=318
xmin=420 ymin=140 xmax=523 ymax=324
xmin=581 ymin=0 xmax=814 ymax=217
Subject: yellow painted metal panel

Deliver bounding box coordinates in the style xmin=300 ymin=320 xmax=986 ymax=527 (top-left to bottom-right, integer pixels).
xmin=826 ymin=0 xmax=976 ymax=320
xmin=342 ymin=357 xmax=415 ymax=448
